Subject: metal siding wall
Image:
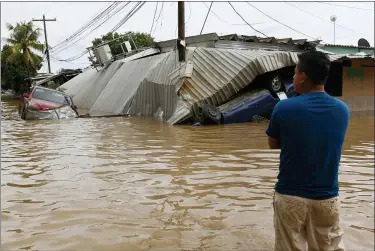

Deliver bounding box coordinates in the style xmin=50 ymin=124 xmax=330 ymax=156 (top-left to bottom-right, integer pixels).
xmin=89 ymin=53 xmax=169 ymax=116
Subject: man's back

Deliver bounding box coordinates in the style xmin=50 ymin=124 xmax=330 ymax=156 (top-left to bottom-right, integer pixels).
xmin=267 ymin=92 xmax=350 ymax=200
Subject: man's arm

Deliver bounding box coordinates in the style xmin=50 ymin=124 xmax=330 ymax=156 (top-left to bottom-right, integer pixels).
xmin=265 ymin=103 xmax=282 ymax=149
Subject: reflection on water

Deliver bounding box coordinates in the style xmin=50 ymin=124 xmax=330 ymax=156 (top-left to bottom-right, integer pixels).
xmin=1 ymin=98 xmax=374 ymax=250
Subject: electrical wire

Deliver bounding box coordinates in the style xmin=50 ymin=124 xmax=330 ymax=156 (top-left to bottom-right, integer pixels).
xmin=316 ymin=2 xmax=374 ymax=12
xmin=285 ymin=2 xmax=369 ymax=38
xmin=152 ymin=1 xmax=164 ymax=37
xmin=52 ymin=1 xmax=141 ymax=61
xmin=52 ymin=51 xmax=88 ymax=62
xmin=52 ymin=2 xmax=130 ymax=55
xmin=51 ymin=2 xmax=127 ymax=53
xmin=110 ymin=2 xmax=146 ymax=33
xmin=200 ymin=2 xmax=213 ymax=35
xmin=50 ymin=2 xmax=120 ymax=52
xmin=228 ymin=2 xmax=268 ymax=37
xmin=246 ymin=2 xmax=317 ymax=40
xmin=150 ymin=2 xmax=159 ymax=35
xmin=50 ymin=2 xmax=114 ymax=49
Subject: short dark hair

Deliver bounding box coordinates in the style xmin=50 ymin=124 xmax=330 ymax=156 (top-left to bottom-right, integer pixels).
xmin=297 ymin=50 xmax=331 ymax=85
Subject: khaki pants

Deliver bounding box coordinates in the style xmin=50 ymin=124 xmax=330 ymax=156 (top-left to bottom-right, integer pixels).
xmin=273 ymin=192 xmax=345 ymax=251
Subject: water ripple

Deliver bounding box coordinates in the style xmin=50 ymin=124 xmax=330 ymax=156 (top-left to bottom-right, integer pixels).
xmin=1 ymin=98 xmax=374 ymax=250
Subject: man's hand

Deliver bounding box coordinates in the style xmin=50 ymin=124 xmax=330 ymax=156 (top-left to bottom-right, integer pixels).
xmin=268 ymin=136 xmax=280 ymax=149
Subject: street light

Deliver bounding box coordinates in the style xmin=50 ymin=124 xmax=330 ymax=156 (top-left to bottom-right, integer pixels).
xmin=330 ymin=15 xmax=337 ymax=45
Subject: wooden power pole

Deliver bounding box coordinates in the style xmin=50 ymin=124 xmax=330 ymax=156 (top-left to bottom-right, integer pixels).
xmin=33 ymin=15 xmax=56 ymax=73
xmin=177 ymin=1 xmax=185 ymax=62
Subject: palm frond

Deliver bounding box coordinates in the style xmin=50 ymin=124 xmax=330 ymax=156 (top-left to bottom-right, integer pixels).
xmin=27 ymin=29 xmax=41 ymax=42
xmin=1 ymin=37 xmax=19 ymax=45
xmin=28 ymin=41 xmax=44 ymax=52
xmin=5 ymin=22 xmax=14 ymax=31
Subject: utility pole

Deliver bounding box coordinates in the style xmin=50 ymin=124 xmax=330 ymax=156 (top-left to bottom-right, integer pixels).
xmin=33 ymin=15 xmax=56 ymax=73
xmin=177 ymin=1 xmax=185 ymax=62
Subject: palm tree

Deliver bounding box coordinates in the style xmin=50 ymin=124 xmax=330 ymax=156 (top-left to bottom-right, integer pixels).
xmin=2 ymin=21 xmax=44 ymax=71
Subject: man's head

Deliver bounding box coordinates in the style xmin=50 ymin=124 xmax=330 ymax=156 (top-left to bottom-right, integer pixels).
xmin=293 ymin=50 xmax=331 ymax=94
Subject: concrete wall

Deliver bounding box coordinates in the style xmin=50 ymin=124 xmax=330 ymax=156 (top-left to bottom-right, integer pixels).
xmin=340 ymin=59 xmax=374 ymax=114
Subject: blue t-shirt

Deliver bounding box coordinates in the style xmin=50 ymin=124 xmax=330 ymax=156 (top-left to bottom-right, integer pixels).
xmin=266 ymin=92 xmax=350 ymax=200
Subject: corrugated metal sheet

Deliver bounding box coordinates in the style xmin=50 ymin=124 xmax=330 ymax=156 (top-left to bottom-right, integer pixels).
xmin=79 ymin=61 xmax=123 ymax=109
xmin=61 ymin=67 xmax=100 ymax=105
xmin=62 ymin=45 xmax=371 ymax=125
xmin=89 ymin=52 xmax=170 ymax=116
xmin=60 ymin=62 xmax=121 ymax=109
xmin=328 ymin=53 xmax=375 ymax=61
xmin=127 ymin=50 xmax=180 ymax=120
xmin=168 ymin=47 xmax=299 ymax=124
xmin=215 ymin=40 xmax=300 ymax=51
xmin=119 ymin=48 xmax=161 ymax=63
xmin=323 ymin=43 xmax=375 ymax=49
xmin=167 ymin=100 xmax=192 ymax=125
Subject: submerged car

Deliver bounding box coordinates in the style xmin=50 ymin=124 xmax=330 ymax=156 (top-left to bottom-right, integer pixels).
xmin=19 ymin=86 xmax=78 ymax=120
xmin=193 ymin=79 xmax=297 ymax=126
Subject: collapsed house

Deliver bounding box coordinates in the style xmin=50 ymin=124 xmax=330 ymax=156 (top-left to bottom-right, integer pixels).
xmin=60 ymin=33 xmax=375 ymax=125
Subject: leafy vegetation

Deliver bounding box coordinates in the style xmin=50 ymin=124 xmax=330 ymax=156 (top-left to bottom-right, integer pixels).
xmin=92 ymin=31 xmax=155 ymax=56
xmin=1 ymin=21 xmax=44 ymax=93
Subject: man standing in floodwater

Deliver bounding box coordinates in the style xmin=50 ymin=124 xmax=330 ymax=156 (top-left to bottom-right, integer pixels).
xmin=266 ymin=50 xmax=349 ymax=251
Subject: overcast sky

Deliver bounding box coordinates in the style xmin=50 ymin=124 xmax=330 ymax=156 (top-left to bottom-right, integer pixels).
xmin=1 ymin=1 xmax=374 ymax=73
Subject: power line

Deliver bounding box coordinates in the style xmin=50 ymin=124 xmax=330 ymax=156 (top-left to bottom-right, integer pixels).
xmin=52 ymin=50 xmax=88 ymax=62
xmin=202 ymin=2 xmax=247 ymax=26
xmin=246 ymin=2 xmax=317 ymax=40
xmin=228 ymin=2 xmax=267 ymax=37
xmin=150 ymin=2 xmax=159 ymax=35
xmin=50 ymin=2 xmax=120 ymax=52
xmin=200 ymin=2 xmax=213 ymax=35
xmin=285 ymin=2 xmax=369 ymax=37
xmin=152 ymin=1 xmax=164 ymax=37
xmin=52 ymin=2 xmax=130 ymax=55
xmin=53 ymin=1 xmax=141 ymax=62
xmin=316 ymin=2 xmax=374 ymax=12
xmin=51 ymin=2 xmax=124 ymax=53
xmin=110 ymin=2 xmax=146 ymax=33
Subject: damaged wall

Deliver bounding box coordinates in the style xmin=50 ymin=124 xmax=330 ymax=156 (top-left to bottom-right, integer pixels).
xmin=61 ymin=46 xmax=373 ymax=125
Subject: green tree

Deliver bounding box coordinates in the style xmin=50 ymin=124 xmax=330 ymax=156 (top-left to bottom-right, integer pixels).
xmin=92 ymin=31 xmax=155 ymax=56
xmin=1 ymin=21 xmax=44 ymax=92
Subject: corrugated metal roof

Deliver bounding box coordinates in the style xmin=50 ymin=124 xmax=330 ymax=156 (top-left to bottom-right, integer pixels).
xmin=328 ymin=53 xmax=375 ymax=61
xmin=62 ymin=67 xmax=100 ymax=104
xmin=119 ymin=48 xmax=161 ymax=63
xmin=89 ymin=52 xmax=170 ymax=116
xmin=127 ymin=50 xmax=179 ymax=120
xmin=167 ymin=47 xmax=299 ymax=124
xmin=323 ymin=43 xmax=375 ymax=49
xmin=62 ymin=44 xmax=373 ymax=125
xmin=60 ymin=63 xmax=120 ymax=109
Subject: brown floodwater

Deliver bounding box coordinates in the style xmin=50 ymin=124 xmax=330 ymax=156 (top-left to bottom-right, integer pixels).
xmin=1 ymin=97 xmax=374 ymax=250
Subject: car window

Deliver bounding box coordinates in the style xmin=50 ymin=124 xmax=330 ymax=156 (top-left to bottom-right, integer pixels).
xmin=32 ymin=88 xmax=69 ymax=105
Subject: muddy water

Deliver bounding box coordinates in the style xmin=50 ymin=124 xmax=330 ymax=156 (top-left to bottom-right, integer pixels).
xmin=1 ymin=98 xmax=374 ymax=251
